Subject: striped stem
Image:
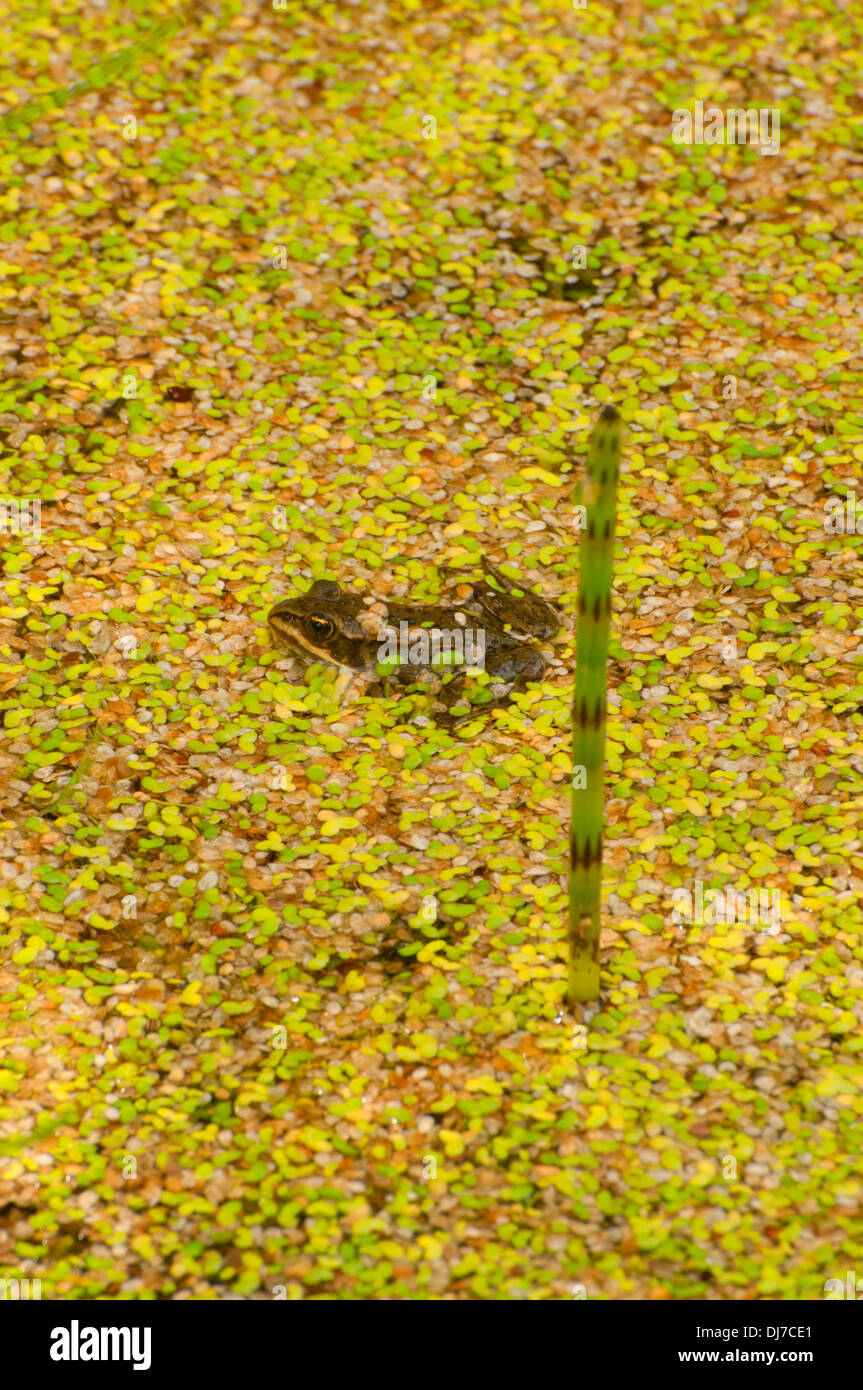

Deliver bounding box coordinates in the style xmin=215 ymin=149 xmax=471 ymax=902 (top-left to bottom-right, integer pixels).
xmin=569 ymin=405 xmax=622 ymax=1005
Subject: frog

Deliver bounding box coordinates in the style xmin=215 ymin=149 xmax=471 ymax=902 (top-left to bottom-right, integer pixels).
xmin=266 ymin=558 xmax=561 ymax=730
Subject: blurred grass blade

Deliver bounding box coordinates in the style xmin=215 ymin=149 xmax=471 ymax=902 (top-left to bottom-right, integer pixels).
xmin=0 ymin=12 xmax=185 ymax=136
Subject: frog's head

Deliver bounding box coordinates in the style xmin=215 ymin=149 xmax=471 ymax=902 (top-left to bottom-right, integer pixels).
xmin=267 ymin=580 xmax=375 ymax=670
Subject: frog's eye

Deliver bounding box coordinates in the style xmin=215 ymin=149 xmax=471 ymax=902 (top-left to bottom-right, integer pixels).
xmin=305 ymin=615 xmax=336 ymax=641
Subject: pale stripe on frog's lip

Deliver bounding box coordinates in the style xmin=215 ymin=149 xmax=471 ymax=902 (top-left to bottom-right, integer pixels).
xmin=268 ymin=617 xmax=359 ymax=671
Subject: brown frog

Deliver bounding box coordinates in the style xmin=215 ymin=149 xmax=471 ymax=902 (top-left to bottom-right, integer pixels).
xmin=266 ymin=558 xmax=561 ymax=729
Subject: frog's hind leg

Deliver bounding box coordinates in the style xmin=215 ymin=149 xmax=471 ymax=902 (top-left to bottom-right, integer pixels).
xmin=476 ymin=559 xmax=562 ymax=640
xmin=478 ymin=555 xmax=509 ymax=586
xmin=437 ymin=648 xmax=549 ymax=734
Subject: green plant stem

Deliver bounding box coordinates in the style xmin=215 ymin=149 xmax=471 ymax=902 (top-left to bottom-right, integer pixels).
xmin=569 ymin=405 xmax=622 ymax=1005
